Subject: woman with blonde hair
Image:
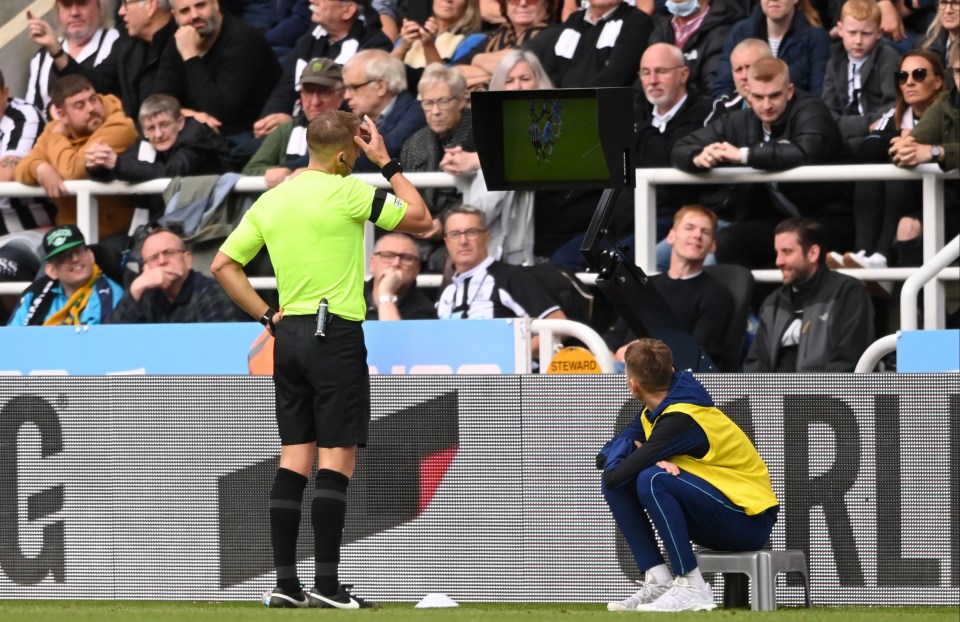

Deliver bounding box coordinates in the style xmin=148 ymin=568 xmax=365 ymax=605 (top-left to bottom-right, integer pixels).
xmin=393 ymin=0 xmax=486 ymax=68
xmin=439 ymin=51 xmax=555 ymax=264
xmin=456 ymin=0 xmax=558 ymax=90
xmin=922 ymin=0 xmax=959 ymax=87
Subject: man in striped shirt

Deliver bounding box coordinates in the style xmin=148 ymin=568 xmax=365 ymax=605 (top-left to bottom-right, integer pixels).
xmin=0 ymin=69 xmax=52 ymax=237
xmin=25 ymin=0 xmax=120 ymax=118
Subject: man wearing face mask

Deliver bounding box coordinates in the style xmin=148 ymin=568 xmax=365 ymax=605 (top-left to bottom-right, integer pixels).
xmin=647 ymin=0 xmax=745 ymax=96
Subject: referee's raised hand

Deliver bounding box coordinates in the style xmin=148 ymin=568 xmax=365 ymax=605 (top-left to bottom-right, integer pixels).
xmin=354 ymin=115 xmax=390 ymax=168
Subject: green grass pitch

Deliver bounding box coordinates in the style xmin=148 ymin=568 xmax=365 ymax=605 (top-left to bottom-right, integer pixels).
xmin=0 ymin=602 xmax=956 ymax=622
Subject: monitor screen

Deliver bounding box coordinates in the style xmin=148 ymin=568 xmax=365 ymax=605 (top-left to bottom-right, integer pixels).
xmin=471 ymin=88 xmax=635 ymax=191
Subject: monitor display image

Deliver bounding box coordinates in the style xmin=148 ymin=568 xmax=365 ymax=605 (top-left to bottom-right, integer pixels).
xmin=471 ymin=88 xmax=634 ymax=191
xmin=502 ymin=97 xmax=609 ymax=184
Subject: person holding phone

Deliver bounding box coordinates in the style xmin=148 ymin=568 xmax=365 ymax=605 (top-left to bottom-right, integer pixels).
xmin=455 ymin=0 xmax=558 ymax=90
xmin=392 ymin=0 xmax=487 ymax=68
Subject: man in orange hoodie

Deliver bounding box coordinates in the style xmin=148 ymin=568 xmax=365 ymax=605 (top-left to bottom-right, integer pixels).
xmin=15 ymin=74 xmax=137 ymax=244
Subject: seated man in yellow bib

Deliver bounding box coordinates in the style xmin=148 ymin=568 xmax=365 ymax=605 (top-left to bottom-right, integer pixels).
xmin=599 ymin=338 xmax=779 ymax=612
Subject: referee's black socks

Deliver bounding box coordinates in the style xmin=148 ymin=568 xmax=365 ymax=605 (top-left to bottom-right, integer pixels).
xmin=312 ymin=468 xmax=350 ymax=595
xmin=270 ymin=467 xmax=308 ymax=594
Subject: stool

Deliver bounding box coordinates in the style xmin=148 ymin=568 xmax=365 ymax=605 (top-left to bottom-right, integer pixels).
xmin=695 ymin=550 xmax=812 ymax=611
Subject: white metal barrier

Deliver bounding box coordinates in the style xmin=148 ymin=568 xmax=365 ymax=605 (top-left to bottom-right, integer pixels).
xmin=2 ymin=165 xmax=957 ymax=328
xmin=855 ymin=235 xmax=960 ymax=373
xmin=634 ymin=164 xmax=958 ymax=329
xmin=532 ymin=318 xmax=616 ymax=373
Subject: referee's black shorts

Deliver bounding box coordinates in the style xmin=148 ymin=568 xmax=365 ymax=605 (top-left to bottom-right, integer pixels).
xmin=273 ymin=314 xmax=370 ymax=447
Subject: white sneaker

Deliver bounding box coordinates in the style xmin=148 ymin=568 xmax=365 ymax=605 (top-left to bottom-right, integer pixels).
xmin=843 ymin=252 xmax=892 ymax=297
xmin=843 ymin=251 xmax=887 ymax=270
xmin=637 ymin=577 xmax=717 ymax=612
xmin=826 ymin=251 xmax=845 ymax=270
xmin=607 ymin=572 xmax=671 ymax=611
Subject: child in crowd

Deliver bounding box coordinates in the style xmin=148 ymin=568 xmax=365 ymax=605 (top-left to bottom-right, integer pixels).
xmin=821 ymin=0 xmax=902 ymax=145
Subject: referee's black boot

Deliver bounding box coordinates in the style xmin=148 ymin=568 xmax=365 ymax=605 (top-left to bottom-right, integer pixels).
xmin=263 ymin=586 xmax=309 ymax=608
xmin=308 ymin=584 xmax=376 ymax=609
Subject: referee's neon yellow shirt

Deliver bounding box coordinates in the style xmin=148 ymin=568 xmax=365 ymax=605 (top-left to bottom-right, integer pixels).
xmin=220 ymin=170 xmax=407 ymax=321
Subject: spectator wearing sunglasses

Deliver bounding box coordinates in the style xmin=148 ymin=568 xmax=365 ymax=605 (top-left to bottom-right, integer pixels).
xmin=836 ymin=49 xmax=947 ymax=276
xmin=364 ymin=232 xmax=437 ymax=320
xmin=887 ymin=43 xmax=959 ymax=268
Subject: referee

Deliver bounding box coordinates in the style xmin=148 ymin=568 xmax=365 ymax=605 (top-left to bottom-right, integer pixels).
xmin=212 ymin=110 xmax=431 ymax=608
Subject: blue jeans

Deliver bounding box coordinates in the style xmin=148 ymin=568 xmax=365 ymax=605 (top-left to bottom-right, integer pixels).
xmin=602 ymin=466 xmax=777 ymax=574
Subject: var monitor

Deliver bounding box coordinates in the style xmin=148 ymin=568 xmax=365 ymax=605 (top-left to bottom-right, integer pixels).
xmin=471 ymin=88 xmax=635 ymax=191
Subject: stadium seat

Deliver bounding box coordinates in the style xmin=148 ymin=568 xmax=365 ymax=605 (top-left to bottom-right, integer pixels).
xmin=703 ymin=264 xmax=754 ymax=372
xmin=695 ymin=549 xmax=811 ymax=611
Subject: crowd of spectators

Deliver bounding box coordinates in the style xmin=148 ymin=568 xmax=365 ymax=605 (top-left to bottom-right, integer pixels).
xmin=0 ymin=0 xmax=957 ymax=372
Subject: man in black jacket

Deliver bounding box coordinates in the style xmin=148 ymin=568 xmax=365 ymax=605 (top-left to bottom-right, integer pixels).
xmin=85 ymin=93 xmax=229 ymax=224
xmin=49 ymin=0 xmax=177 ymax=124
xmin=155 ymin=0 xmax=280 ymax=165
xmin=635 ymin=43 xmax=712 ymax=249
xmin=551 ymin=42 xmax=713 ymax=273
xmin=744 ymin=217 xmax=874 ymax=372
xmin=670 ymin=57 xmax=850 ymax=268
xmin=85 ymin=93 xmax=228 ymax=183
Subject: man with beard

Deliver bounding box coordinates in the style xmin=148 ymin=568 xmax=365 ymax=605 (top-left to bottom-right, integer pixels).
xmin=154 ymin=0 xmax=280 ymax=166
xmin=15 ymin=75 xmax=138 ymax=243
xmin=744 ymin=217 xmax=873 ymax=372
xmin=25 ymin=0 xmax=120 ymax=117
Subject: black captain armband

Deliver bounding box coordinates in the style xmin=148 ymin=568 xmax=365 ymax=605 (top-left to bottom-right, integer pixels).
xmin=381 ymin=159 xmax=403 ymax=181
xmin=260 ymin=308 xmax=276 ymax=335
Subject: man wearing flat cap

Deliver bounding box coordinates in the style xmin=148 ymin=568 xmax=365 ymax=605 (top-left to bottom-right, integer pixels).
xmin=243 ymin=58 xmax=346 ymax=188
xmin=7 ymin=224 xmax=123 ymax=326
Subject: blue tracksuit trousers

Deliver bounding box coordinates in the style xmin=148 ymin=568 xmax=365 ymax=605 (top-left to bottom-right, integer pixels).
xmin=602 ymin=465 xmax=777 ymax=574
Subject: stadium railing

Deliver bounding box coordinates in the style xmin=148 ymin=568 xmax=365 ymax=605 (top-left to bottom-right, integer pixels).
xmin=1 ymin=164 xmax=956 ymax=330
xmin=855 ymin=234 xmax=960 ymax=372
xmin=633 ymin=163 xmax=957 ymax=330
